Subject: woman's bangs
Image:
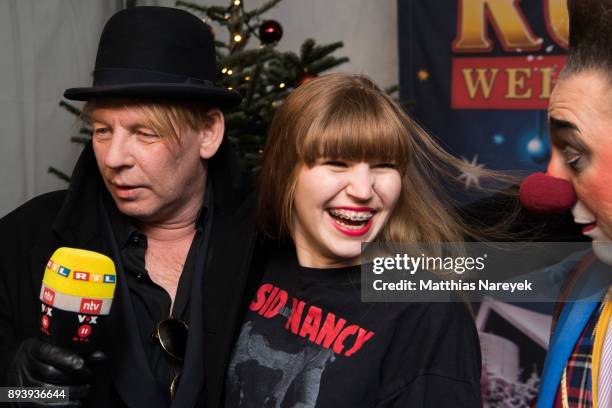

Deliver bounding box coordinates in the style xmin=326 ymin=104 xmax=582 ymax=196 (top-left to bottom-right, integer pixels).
xmin=300 ymin=103 xmax=411 ymax=168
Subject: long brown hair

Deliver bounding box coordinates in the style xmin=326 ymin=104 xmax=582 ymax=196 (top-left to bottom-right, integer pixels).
xmin=258 ymin=73 xmax=517 ymax=244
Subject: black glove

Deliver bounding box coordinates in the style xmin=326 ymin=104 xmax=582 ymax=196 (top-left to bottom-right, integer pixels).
xmin=6 ymin=338 xmax=106 ymax=407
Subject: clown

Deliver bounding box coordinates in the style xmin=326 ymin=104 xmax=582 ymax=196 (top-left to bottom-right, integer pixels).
xmin=520 ymin=1 xmax=612 ymax=407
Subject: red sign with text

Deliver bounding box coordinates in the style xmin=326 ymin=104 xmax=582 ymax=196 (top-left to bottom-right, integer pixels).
xmin=451 ymin=56 xmax=566 ymax=109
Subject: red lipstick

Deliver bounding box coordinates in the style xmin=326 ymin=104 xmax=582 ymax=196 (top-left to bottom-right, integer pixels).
xmin=329 ymin=217 xmax=373 ymax=236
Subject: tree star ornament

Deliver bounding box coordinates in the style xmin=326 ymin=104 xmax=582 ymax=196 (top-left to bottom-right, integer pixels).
xmin=259 ymin=20 xmax=283 ymax=44
xmin=458 ymin=155 xmax=485 ymax=190
xmin=417 ymin=69 xmax=430 ymax=81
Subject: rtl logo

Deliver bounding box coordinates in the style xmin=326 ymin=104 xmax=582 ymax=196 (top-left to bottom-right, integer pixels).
xmin=73 ymin=272 xmax=90 ymax=281
xmin=58 ymin=266 xmax=70 ymax=277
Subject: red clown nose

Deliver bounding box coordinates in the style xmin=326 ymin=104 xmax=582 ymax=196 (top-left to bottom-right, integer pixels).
xmin=519 ymin=172 xmax=578 ymax=214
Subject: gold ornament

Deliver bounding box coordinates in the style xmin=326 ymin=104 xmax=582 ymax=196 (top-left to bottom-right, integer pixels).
xmin=417 ymin=69 xmax=430 ymax=81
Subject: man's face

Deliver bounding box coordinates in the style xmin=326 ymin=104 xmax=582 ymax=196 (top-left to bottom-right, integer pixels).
xmin=547 ymin=70 xmax=612 ymax=242
xmin=92 ymin=103 xmax=222 ymax=223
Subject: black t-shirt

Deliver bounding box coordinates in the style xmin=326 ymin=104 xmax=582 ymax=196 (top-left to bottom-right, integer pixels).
xmin=226 ymin=249 xmax=482 ymax=408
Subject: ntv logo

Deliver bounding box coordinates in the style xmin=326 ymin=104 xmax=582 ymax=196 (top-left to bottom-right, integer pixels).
xmin=79 ymin=298 xmax=102 ymax=315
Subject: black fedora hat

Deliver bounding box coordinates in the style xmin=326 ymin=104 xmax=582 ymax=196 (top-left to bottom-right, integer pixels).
xmin=64 ymin=6 xmax=242 ymax=109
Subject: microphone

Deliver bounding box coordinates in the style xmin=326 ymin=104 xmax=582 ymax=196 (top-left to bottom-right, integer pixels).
xmin=39 ymin=247 xmax=116 ymax=354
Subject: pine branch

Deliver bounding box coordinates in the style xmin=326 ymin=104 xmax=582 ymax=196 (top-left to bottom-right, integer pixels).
xmin=176 ymin=2 xmax=228 ymax=21
xmin=70 ymin=136 xmax=91 ymax=144
xmin=245 ymin=0 xmax=283 ymax=19
xmin=245 ymin=62 xmax=264 ymax=105
xmin=47 ymin=166 xmax=71 ymax=183
xmin=385 ymin=85 xmax=399 ymax=95
xmin=268 ymin=65 xmax=295 ymax=79
xmin=398 ymin=99 xmax=416 ymax=110
xmin=175 ymin=1 xmax=207 ymax=13
xmin=306 ymin=41 xmax=345 ymax=62
xmin=222 ymin=47 xmax=277 ymax=67
xmin=298 ymin=40 xmax=348 ymax=73
xmin=307 ymin=56 xmax=349 ymax=74
xmin=300 ymin=39 xmax=315 ymax=61
xmin=215 ymin=40 xmax=230 ymax=49
xmin=279 ymin=51 xmax=301 ymax=68
xmin=205 ymin=5 xmax=228 ymax=16
xmin=59 ymin=100 xmax=82 ymax=117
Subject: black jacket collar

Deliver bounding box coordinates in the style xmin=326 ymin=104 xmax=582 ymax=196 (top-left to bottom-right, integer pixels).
xmin=51 ymin=143 xmax=103 ymax=247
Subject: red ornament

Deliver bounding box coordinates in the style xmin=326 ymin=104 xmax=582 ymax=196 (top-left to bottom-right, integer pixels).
xmin=259 ymin=20 xmax=283 ymax=44
xmin=298 ymin=73 xmax=317 ymax=86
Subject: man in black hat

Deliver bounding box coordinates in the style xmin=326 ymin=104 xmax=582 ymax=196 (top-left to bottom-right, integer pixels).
xmin=0 ymin=7 xmax=256 ymax=407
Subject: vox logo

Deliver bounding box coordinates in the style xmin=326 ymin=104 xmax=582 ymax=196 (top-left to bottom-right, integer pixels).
xmin=41 ymin=304 xmax=53 ymax=316
xmin=78 ymin=314 xmax=98 ymax=324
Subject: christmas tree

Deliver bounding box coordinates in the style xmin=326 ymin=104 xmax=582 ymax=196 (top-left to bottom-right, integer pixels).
xmin=50 ymin=0 xmax=350 ymax=180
